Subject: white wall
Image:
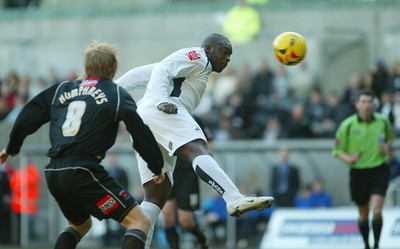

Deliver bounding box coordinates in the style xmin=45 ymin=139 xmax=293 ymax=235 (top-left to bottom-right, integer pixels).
xmin=1 ymin=6 xmax=400 ymax=93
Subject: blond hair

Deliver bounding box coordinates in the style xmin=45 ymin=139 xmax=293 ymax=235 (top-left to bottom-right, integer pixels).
xmin=78 ymin=40 xmax=118 ymax=80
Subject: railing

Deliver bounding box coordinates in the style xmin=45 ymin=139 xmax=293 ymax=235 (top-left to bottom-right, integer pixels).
xmin=7 ymin=139 xmax=399 ymax=248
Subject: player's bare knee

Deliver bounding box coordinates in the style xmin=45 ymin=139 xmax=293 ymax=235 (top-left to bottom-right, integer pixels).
xmin=122 ymin=206 xmax=151 ymax=232
xmin=68 ymin=218 xmax=92 ymax=237
xmin=163 ymin=214 xmax=175 ymax=227
xmin=144 ymin=180 xmax=172 ymax=207
xmin=372 ymin=208 xmax=383 ymax=219
xmin=179 ymin=215 xmax=194 ymax=230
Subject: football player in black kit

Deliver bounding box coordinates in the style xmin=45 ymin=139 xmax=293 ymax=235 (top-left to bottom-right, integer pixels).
xmin=162 ymin=116 xmax=212 ymax=249
xmin=0 ymin=40 xmax=164 ymax=249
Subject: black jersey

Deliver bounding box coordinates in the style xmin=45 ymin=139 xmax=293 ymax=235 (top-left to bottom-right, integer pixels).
xmin=6 ymin=77 xmax=163 ymax=174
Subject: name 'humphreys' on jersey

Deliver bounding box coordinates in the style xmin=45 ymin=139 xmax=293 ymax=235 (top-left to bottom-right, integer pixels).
xmin=58 ymin=86 xmax=108 ymax=105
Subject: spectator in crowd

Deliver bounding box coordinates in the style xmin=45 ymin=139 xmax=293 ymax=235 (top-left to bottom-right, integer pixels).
xmin=213 ymin=117 xmax=233 ymax=141
xmin=387 ymin=60 xmax=400 ymax=92
xmin=371 ymin=59 xmax=390 ymax=100
xmin=283 ymin=102 xmax=313 ymax=138
xmin=305 ymin=88 xmax=331 ymax=137
xmin=309 ymin=178 xmax=332 ymax=208
xmin=0 ymin=163 xmax=12 ymax=244
xmin=342 ymin=72 xmax=363 ymax=113
xmin=0 ymin=71 xmax=19 ymax=118
xmin=376 ymin=91 xmax=394 ymax=124
xmin=288 ymin=61 xmax=315 ymax=100
xmin=391 ymin=91 xmax=400 ymax=136
xmin=17 ymin=75 xmax=31 ymax=103
xmin=362 ymin=71 xmax=374 ymax=92
xmin=47 ymin=67 xmax=61 ymax=86
xmin=294 ymin=184 xmax=313 ymax=208
xmin=236 ymin=62 xmax=258 ymax=132
xmin=273 ymin=64 xmax=290 ymax=99
xmin=387 ymin=150 xmax=400 ymax=181
xmin=270 ymin=147 xmax=300 ymax=207
xmin=249 ymin=59 xmax=275 ymax=110
xmin=262 ymin=116 xmax=287 ymax=143
xmin=217 ymin=92 xmax=247 ymax=139
xmin=9 ymin=162 xmax=41 ymax=244
xmin=210 ymin=67 xmax=238 ymax=107
xmin=333 ymin=88 xmax=394 ymax=249
xmin=201 ymin=193 xmax=227 ymax=247
xmin=235 ymin=62 xmax=253 ymax=96
xmin=326 ymin=91 xmax=352 ymax=135
xmin=4 ymin=96 xmax=24 ymax=123
xmin=0 ymin=97 xmax=9 ymax=121
xmin=28 ymin=77 xmax=48 ymax=101
xmin=222 ymin=0 xmax=262 ymax=45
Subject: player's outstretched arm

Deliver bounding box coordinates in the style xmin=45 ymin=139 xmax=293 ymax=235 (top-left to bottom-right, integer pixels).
xmin=115 ymin=63 xmax=156 ymax=91
xmin=6 ymin=84 xmax=58 ymax=156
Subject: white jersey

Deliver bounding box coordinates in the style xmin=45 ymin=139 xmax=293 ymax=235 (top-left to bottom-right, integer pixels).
xmin=116 ymin=47 xmax=212 ymax=114
xmin=115 ymin=47 xmax=211 ymax=184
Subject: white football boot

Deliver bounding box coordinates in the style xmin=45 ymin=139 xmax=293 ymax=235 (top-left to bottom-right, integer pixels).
xmin=227 ymin=195 xmax=275 ymax=217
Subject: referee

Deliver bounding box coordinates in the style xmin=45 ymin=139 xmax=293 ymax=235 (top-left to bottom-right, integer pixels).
xmin=333 ymin=88 xmax=395 ymax=249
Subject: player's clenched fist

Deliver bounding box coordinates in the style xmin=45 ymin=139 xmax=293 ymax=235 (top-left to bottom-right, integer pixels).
xmin=157 ymin=102 xmax=178 ymax=114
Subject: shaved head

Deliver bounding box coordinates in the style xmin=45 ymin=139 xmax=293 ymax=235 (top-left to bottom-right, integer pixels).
xmin=201 ymin=33 xmax=231 ymax=48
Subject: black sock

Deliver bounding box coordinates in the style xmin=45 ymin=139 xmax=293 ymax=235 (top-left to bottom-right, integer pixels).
xmin=122 ymin=229 xmax=146 ymax=249
xmin=188 ymin=224 xmax=207 ymax=246
xmin=165 ymin=226 xmax=180 ymax=249
xmin=372 ymin=219 xmax=382 ymax=249
xmin=358 ymin=220 xmax=370 ymax=249
xmin=54 ymin=227 xmax=81 ymax=249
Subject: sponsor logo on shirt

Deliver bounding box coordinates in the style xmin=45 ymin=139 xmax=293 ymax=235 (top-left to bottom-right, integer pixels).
xmin=186 ymin=51 xmax=201 ymax=61
xmin=80 ymin=77 xmax=100 ymax=87
xmin=96 ymin=195 xmax=119 ymax=214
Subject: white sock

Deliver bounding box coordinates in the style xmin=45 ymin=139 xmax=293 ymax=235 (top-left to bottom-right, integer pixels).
xmin=140 ymin=201 xmax=161 ymax=249
xmin=192 ymin=155 xmax=243 ymax=203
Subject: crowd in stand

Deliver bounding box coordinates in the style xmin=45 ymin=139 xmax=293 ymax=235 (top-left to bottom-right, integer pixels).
xmin=196 ymin=58 xmax=400 ymax=140
xmin=2 ymin=59 xmax=400 ymax=140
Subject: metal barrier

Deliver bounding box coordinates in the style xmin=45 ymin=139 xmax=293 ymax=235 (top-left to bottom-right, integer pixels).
xmin=6 ymin=139 xmax=398 ymax=248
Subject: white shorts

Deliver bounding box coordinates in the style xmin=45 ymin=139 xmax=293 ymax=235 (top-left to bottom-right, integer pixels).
xmin=136 ymin=100 xmax=207 ymax=184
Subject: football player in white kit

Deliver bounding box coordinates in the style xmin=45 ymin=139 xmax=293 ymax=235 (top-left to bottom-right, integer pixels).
xmin=116 ymin=33 xmax=274 ymax=249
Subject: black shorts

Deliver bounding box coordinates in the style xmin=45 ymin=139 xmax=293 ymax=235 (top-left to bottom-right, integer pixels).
xmin=44 ymin=156 xmax=137 ymax=225
xmin=169 ymin=159 xmax=200 ymax=211
xmin=349 ymin=164 xmax=389 ymax=206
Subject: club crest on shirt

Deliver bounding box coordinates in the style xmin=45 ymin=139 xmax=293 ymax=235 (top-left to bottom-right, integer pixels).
xmin=169 ymin=141 xmax=173 ymax=151
xmin=192 ymin=125 xmax=201 ymax=132
xmin=186 ymin=51 xmax=201 ymax=61
xmin=119 ymin=190 xmax=130 ymax=200
xmin=352 ymin=129 xmax=361 ymax=135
